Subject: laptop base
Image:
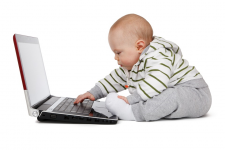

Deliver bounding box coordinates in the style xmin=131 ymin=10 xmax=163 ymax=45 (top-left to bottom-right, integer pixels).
xmin=37 ymin=111 xmax=117 ymax=124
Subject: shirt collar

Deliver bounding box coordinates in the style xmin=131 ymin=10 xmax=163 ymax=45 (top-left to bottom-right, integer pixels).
xmin=134 ymin=44 xmax=152 ymax=66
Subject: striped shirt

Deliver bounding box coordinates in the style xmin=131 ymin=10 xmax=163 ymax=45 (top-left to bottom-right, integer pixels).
xmin=96 ymin=36 xmax=203 ymax=100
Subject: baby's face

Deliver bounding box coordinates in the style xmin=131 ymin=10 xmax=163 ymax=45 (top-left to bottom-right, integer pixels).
xmin=108 ymin=29 xmax=141 ymax=70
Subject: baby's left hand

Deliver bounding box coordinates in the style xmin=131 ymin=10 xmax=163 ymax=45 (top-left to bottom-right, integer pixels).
xmin=118 ymin=95 xmax=130 ymax=104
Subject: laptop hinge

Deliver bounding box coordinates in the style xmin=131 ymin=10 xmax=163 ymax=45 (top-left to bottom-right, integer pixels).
xmin=24 ymin=90 xmax=52 ymax=117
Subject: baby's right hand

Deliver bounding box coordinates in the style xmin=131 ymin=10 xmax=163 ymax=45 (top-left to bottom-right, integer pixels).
xmin=74 ymin=92 xmax=95 ymax=104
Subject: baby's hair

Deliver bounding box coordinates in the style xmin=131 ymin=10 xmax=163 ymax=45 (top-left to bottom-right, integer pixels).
xmin=110 ymin=14 xmax=153 ymax=46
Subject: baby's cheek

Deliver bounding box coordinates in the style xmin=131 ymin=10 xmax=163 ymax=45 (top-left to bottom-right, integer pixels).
xmin=126 ymin=57 xmax=137 ymax=65
xmin=122 ymin=60 xmax=131 ymax=66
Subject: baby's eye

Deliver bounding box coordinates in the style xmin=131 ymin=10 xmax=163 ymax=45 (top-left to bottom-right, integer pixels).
xmin=117 ymin=52 xmax=121 ymax=55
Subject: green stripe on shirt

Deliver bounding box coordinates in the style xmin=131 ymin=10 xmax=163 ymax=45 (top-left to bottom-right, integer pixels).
xmin=166 ymin=48 xmax=173 ymax=57
xmin=132 ymin=69 xmax=145 ymax=74
xmin=99 ymin=81 xmax=109 ymax=94
xmin=178 ymin=59 xmax=184 ymax=69
xmin=148 ymin=69 xmax=170 ymax=79
xmin=148 ymin=74 xmax=167 ymax=88
xmin=150 ymin=45 xmax=156 ymax=50
xmin=115 ymin=69 xmax=126 ymax=82
xmin=194 ymin=72 xmax=200 ymax=77
xmin=160 ymin=63 xmax=171 ymax=71
xmin=154 ymin=42 xmax=166 ymax=48
xmin=181 ymin=66 xmax=195 ymax=78
xmin=159 ymin=52 xmax=169 ymax=57
xmin=151 ymin=57 xmax=157 ymax=60
xmin=130 ymin=78 xmax=145 ymax=82
xmin=144 ymin=57 xmax=158 ymax=70
xmin=104 ymin=78 xmax=118 ymax=92
xmin=144 ymin=58 xmax=150 ymax=69
xmin=163 ymin=58 xmax=172 ymax=65
xmin=175 ymin=78 xmax=184 ymax=85
xmin=138 ymin=84 xmax=152 ymax=99
xmin=172 ymin=54 xmax=175 ymax=66
xmin=155 ymin=37 xmax=174 ymax=48
xmin=176 ymin=47 xmax=180 ymax=53
xmin=171 ymin=66 xmax=189 ymax=78
xmin=119 ymin=67 xmax=125 ymax=74
xmin=110 ymin=74 xmax=126 ymax=90
xmin=129 ymin=85 xmax=136 ymax=88
xmin=143 ymin=79 xmax=161 ymax=94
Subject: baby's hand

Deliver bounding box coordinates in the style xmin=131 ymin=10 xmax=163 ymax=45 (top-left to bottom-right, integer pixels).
xmin=117 ymin=95 xmax=130 ymax=104
xmin=74 ymin=92 xmax=95 ymax=104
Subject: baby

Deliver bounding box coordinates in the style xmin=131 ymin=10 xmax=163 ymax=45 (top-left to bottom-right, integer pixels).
xmin=74 ymin=14 xmax=212 ymax=122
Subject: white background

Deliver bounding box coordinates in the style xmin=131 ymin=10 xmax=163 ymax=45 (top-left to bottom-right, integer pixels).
xmin=1 ymin=0 xmax=225 ymax=149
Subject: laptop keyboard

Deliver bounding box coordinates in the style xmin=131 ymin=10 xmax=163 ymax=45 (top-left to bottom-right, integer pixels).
xmin=53 ymin=98 xmax=94 ymax=114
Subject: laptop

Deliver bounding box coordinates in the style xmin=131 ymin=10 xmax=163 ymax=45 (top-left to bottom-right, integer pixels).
xmin=13 ymin=34 xmax=118 ymax=124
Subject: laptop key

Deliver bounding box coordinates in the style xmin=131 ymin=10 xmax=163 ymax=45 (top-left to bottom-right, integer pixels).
xmin=82 ymin=101 xmax=94 ymax=114
xmin=77 ymin=102 xmax=87 ymax=113
xmin=53 ymin=98 xmax=68 ymax=111
xmin=88 ymin=100 xmax=94 ymax=105
xmin=65 ymin=102 xmax=75 ymax=112
xmin=66 ymin=98 xmax=73 ymax=104
xmin=85 ymin=103 xmax=93 ymax=110
xmin=58 ymin=98 xmax=73 ymax=111
xmin=83 ymin=99 xmax=88 ymax=103
xmin=71 ymin=103 xmax=80 ymax=113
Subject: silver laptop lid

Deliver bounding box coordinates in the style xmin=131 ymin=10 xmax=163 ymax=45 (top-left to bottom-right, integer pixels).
xmin=13 ymin=34 xmax=50 ymax=116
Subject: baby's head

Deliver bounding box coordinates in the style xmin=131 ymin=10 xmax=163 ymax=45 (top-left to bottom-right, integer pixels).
xmin=108 ymin=14 xmax=153 ymax=70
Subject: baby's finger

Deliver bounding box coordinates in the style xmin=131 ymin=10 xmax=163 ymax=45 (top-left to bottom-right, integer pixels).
xmin=118 ymin=96 xmax=124 ymax=100
xmin=119 ymin=96 xmax=125 ymax=100
xmin=77 ymin=97 xmax=85 ymax=103
xmin=74 ymin=95 xmax=82 ymax=104
xmin=78 ymin=95 xmax=87 ymax=103
xmin=74 ymin=99 xmax=79 ymax=104
xmin=75 ymin=99 xmax=82 ymax=104
xmin=117 ymin=95 xmax=123 ymax=99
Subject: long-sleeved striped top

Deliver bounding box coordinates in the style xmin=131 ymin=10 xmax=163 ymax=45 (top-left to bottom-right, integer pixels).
xmin=95 ymin=36 xmax=203 ymax=101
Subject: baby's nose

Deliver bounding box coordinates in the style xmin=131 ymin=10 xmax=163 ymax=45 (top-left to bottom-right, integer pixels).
xmin=114 ymin=55 xmax=119 ymax=61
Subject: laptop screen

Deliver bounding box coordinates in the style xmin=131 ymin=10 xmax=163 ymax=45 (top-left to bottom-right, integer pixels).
xmin=17 ymin=41 xmax=50 ymax=106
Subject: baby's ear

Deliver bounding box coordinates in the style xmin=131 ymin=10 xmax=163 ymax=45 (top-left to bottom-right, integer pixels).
xmin=136 ymin=40 xmax=145 ymax=53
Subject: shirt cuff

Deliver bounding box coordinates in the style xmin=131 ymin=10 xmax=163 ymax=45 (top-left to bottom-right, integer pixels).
xmin=88 ymin=85 xmax=105 ymax=100
xmin=127 ymin=91 xmax=144 ymax=105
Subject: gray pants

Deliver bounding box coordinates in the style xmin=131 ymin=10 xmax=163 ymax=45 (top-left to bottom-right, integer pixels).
xmin=133 ymin=78 xmax=212 ymax=121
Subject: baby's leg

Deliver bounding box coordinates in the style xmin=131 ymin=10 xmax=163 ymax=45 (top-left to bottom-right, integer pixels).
xmin=105 ymin=93 xmax=136 ymax=121
xmin=136 ymin=78 xmax=212 ymax=121
xmin=164 ymin=85 xmax=212 ymax=119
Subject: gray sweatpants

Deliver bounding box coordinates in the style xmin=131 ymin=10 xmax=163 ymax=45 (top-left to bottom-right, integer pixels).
xmin=105 ymin=78 xmax=212 ymax=122
xmin=131 ymin=78 xmax=212 ymax=121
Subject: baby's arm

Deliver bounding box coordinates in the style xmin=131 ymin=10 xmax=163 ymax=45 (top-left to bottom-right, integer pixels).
xmin=74 ymin=67 xmax=127 ymax=104
xmin=95 ymin=67 xmax=127 ymax=97
xmin=88 ymin=85 xmax=105 ymax=100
